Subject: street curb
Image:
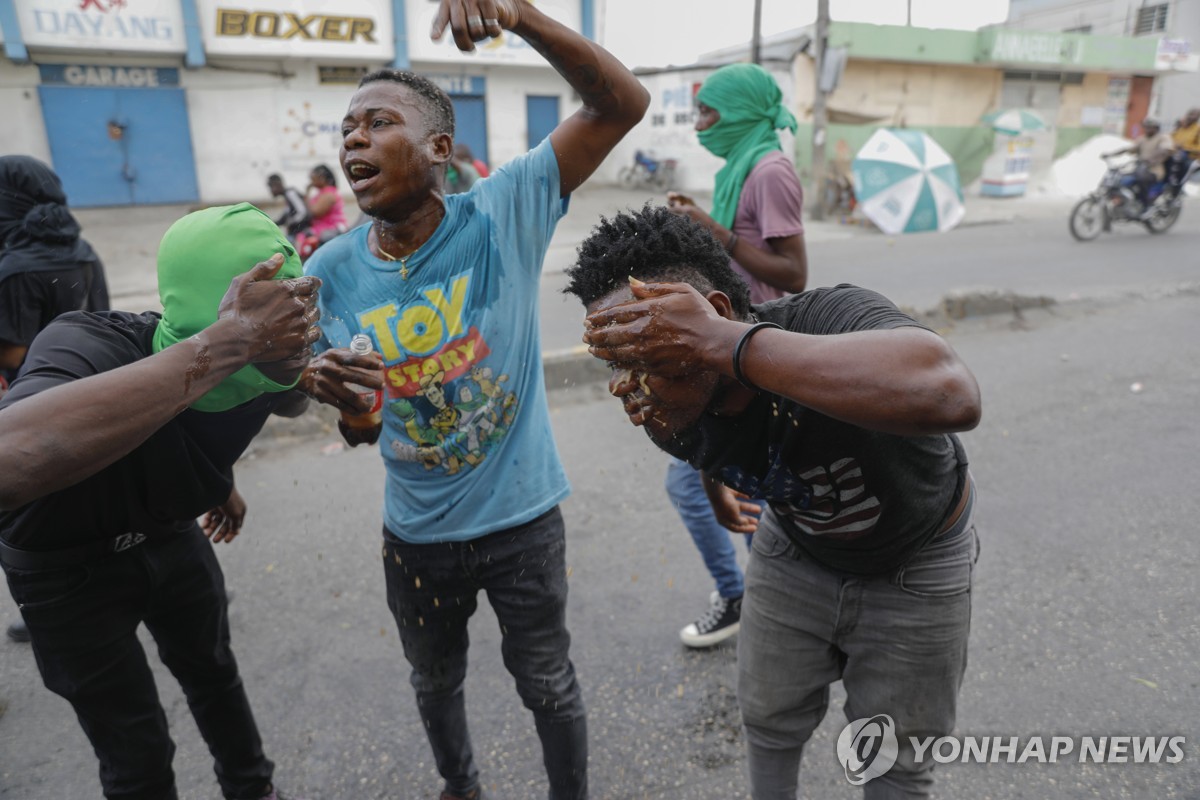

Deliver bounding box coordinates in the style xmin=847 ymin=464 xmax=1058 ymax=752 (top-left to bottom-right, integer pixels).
xmin=912 ymin=287 xmax=1057 ymax=328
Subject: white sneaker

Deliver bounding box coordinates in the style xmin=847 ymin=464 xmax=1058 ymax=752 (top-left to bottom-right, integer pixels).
xmin=680 ymin=591 xmax=742 ymax=648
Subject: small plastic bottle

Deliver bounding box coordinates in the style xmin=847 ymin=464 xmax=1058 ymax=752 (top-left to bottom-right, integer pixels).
xmin=338 ymin=334 xmax=383 ymax=447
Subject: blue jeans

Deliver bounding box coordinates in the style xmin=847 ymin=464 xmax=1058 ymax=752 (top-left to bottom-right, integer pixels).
xmin=2 ymin=526 xmax=272 ymax=800
xmin=382 ymin=506 xmax=587 ymax=799
xmin=738 ymin=488 xmax=978 ymax=800
xmin=665 ymin=458 xmax=757 ymax=599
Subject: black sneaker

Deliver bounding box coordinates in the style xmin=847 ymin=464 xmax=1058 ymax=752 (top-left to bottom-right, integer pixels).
xmin=680 ymin=591 xmax=742 ymax=648
xmin=6 ymin=620 xmax=30 ymax=644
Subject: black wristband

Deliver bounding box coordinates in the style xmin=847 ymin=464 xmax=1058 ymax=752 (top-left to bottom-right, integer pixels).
xmin=732 ymin=322 xmax=782 ymax=390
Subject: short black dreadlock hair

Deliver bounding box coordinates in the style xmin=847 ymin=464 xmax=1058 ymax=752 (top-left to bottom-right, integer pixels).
xmin=360 ymin=69 xmax=455 ymax=138
xmin=564 ymin=204 xmax=752 ymax=319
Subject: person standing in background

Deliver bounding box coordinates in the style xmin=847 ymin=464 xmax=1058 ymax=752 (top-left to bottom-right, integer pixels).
xmin=1171 ymin=108 xmax=1200 ymax=159
xmin=305 ymin=164 xmax=348 ymax=242
xmin=0 ymin=155 xmax=112 ymax=645
xmin=267 ymin=174 xmax=312 ymax=238
xmin=662 ymin=63 xmax=808 ymax=649
xmin=454 ymin=142 xmax=490 ymax=178
xmin=446 ymin=150 xmax=481 ymax=194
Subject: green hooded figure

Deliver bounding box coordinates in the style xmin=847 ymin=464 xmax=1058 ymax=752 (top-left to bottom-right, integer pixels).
xmin=151 ymin=203 xmax=303 ymax=412
xmin=696 ymin=63 xmax=799 ymax=229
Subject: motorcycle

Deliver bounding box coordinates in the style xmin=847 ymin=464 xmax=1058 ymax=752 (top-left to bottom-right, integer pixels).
xmin=1069 ymin=153 xmax=1199 ymax=241
xmin=617 ymin=150 xmax=677 ymax=190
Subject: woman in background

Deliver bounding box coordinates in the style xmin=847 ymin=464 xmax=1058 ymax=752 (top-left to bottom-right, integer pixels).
xmin=305 ymin=164 xmax=348 ymax=241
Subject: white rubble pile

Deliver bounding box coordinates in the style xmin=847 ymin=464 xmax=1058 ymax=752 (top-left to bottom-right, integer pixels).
xmin=1039 ymin=134 xmax=1134 ymax=198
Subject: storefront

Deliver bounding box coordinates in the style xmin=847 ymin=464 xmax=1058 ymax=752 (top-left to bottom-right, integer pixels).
xmin=0 ymin=0 xmax=593 ymax=206
xmin=601 ymin=21 xmax=1194 ymax=198
xmin=6 ymin=0 xmax=199 ymax=206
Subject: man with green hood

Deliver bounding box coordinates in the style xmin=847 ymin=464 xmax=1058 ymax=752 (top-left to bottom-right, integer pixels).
xmin=0 ymin=203 xmax=324 ymax=800
xmin=663 ymin=63 xmax=809 ymax=649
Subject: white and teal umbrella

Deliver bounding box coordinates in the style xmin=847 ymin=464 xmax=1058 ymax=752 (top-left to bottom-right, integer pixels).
xmin=982 ymin=107 xmax=1048 ymax=136
xmin=852 ymin=129 xmax=964 ymax=235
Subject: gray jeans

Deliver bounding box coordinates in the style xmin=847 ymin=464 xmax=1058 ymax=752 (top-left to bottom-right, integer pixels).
xmin=738 ymin=489 xmax=978 ymax=799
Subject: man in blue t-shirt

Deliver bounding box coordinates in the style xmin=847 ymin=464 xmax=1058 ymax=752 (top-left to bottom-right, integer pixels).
xmin=299 ymin=3 xmax=649 ymax=798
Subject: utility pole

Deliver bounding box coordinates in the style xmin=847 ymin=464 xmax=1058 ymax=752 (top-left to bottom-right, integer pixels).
xmin=751 ymin=0 xmax=763 ymax=64
xmin=810 ymin=0 xmax=830 ymax=220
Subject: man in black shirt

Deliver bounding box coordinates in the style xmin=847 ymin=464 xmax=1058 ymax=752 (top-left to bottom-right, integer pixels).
xmin=0 ymin=203 xmax=340 ymax=800
xmin=565 ymin=206 xmax=982 ymax=799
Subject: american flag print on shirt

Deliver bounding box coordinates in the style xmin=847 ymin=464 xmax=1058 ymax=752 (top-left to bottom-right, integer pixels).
xmin=720 ymin=452 xmax=882 ymax=541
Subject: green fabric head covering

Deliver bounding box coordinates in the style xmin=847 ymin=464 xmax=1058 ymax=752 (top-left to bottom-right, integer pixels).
xmin=696 ymin=63 xmax=798 ymax=228
xmin=151 ymin=202 xmax=302 ymax=412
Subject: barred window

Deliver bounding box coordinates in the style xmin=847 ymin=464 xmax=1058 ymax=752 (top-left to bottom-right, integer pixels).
xmin=1134 ymin=4 xmax=1168 ymax=35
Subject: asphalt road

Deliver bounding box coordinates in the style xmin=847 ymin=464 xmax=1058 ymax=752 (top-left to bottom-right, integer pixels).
xmin=3 ymin=211 xmax=1200 ymax=799
xmin=535 ymin=197 xmax=1200 ymax=357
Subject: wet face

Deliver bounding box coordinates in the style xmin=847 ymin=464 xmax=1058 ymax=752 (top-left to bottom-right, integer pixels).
xmin=339 ymin=82 xmax=450 ymax=219
xmin=695 ymin=102 xmax=720 ymax=132
xmin=586 ymin=286 xmax=721 ymax=448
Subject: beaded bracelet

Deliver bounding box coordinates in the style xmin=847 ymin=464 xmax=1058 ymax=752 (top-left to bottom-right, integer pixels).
xmin=732 ymin=321 xmax=782 ymax=390
xmin=724 ymin=232 xmax=739 ymax=254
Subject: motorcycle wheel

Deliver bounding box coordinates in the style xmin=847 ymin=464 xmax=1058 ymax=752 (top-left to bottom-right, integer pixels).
xmin=1143 ymin=201 xmax=1182 ymax=234
xmin=617 ymin=166 xmax=638 ymax=189
xmin=1069 ymin=197 xmax=1105 ymax=241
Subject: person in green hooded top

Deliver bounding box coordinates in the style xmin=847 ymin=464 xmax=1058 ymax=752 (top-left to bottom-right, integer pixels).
xmin=661 ymin=63 xmax=810 ymax=651
xmin=0 ymin=203 xmax=329 ymax=800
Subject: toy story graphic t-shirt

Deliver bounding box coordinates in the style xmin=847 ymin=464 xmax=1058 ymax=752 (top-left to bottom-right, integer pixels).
xmin=306 ymin=139 xmax=571 ymax=542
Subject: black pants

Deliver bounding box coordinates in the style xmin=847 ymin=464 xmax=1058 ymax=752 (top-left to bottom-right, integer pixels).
xmin=383 ymin=506 xmax=588 ymax=799
xmin=3 ymin=526 xmax=273 ymax=800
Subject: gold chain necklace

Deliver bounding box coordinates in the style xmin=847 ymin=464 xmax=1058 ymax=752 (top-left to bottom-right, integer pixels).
xmin=374 ymin=231 xmax=418 ymax=280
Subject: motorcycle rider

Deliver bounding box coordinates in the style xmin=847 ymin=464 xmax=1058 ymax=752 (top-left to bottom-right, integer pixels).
xmin=1171 ymin=108 xmax=1200 ymax=160
xmin=1104 ymin=117 xmax=1176 ymax=218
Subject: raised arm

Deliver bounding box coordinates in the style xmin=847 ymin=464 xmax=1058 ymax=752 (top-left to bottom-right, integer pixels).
xmin=432 ymin=0 xmax=649 ymax=196
xmin=0 ymin=256 xmax=321 ymax=510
